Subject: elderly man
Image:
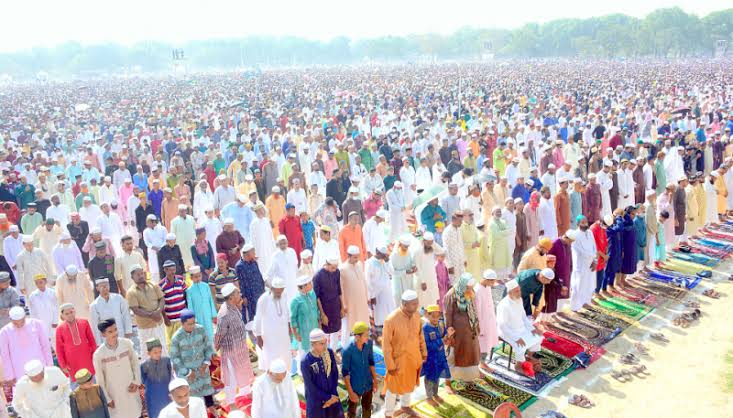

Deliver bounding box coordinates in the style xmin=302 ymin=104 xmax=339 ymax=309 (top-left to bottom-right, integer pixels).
xmin=92 ymin=319 xmax=142 ymax=418
xmin=252 ymin=358 xmax=300 ymax=418
xmin=412 ymin=232 xmax=442 ymax=307
xmin=517 ymin=237 xmax=551 ymax=271
xmin=126 ymin=264 xmax=167 ymax=359
xmin=90 ymin=278 xmax=134 ymax=344
xmin=221 ymin=194 xmax=254 ymax=242
xmin=15 ymin=234 xmax=51 ymax=294
xmin=497 ymin=279 xmax=544 ymax=377
xmin=114 ymin=234 xmax=147 ymax=291
xmin=301 ymin=329 xmax=344 ymax=418
xmin=12 ymin=360 xmax=71 ymax=418
xmin=157 ymin=233 xmax=185 ymax=277
xmin=56 ymin=265 xmax=94 ymax=320
xmin=158 ymin=378 xmax=208 ymax=418
xmin=254 ymin=277 xmax=292 ymax=373
xmin=89 ymin=240 xmax=122 ymax=295
xmin=52 ymin=231 xmax=85 ymax=275
xmin=382 ymin=290 xmax=427 ymax=418
xmin=510 ymin=268 xmax=556 ymax=318
xmin=442 ymin=211 xmax=466 ymax=280
xmin=55 ymin=303 xmax=97 ymax=384
xmin=0 ymin=306 xmax=53 ymax=383
xmin=214 ymin=283 xmax=255 ymax=406
xmin=267 ymin=235 xmax=299 ymax=303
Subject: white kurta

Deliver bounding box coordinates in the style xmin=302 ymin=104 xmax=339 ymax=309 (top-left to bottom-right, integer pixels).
xmin=251 ymin=373 xmax=301 ymax=418
xmin=400 ymin=166 xmax=417 ymax=207
xmin=496 ymin=296 xmax=541 ymax=362
xmin=12 ymin=366 xmax=71 ymax=418
xmin=143 ymin=225 xmax=167 ymax=280
xmin=92 ymin=338 xmax=142 ymax=418
xmin=703 ymin=180 xmax=719 ymax=224
xmin=442 ymin=224 xmax=466 ymax=279
xmin=365 ymin=257 xmax=395 ymax=326
xmin=250 ymin=216 xmax=276 ymax=273
xmin=158 ymin=397 xmax=208 ymax=418
xmin=201 ymin=216 xmax=223 ymax=246
xmin=312 ymin=238 xmax=340 ymax=270
xmin=28 ymin=288 xmax=59 ymax=339
xmin=538 ymin=197 xmax=558 ymax=240
xmin=362 ymin=218 xmax=387 ymax=255
xmin=596 ymin=171 xmax=613 ymax=218
xmin=569 ymin=228 xmax=597 ymax=311
xmin=253 ymin=293 xmax=292 ymax=371
xmin=501 ymin=208 xmax=517 ymax=257
xmin=267 ymin=248 xmax=298 ymax=304
xmin=2 ymin=234 xmax=22 ymax=277
xmin=411 ymin=245 xmax=442 ymax=307
xmin=385 ymin=188 xmax=406 ymax=240
xmin=618 ymin=169 xmax=635 ymax=209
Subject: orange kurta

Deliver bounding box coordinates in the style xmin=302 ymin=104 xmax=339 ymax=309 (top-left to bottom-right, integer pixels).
xmin=161 ymin=197 xmax=180 ymax=230
xmin=382 ymin=308 xmax=427 ymax=395
xmin=554 ymin=190 xmax=571 ymax=237
xmin=265 ymin=195 xmax=286 ymax=237
xmin=337 ymin=224 xmax=366 ymax=261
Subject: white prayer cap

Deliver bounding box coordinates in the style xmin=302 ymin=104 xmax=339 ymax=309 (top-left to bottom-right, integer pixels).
xmin=603 ymin=160 xmax=613 ymax=167
xmin=272 ymin=186 xmax=281 ymax=193
xmin=269 ymin=358 xmax=288 ymax=374
xmin=541 ymin=268 xmax=555 ymax=280
xmin=177 ymin=204 xmax=187 ymax=210
xmin=130 ymin=264 xmax=144 ymax=272
xmin=21 ymin=234 xmax=33 ymax=243
xmin=399 ymin=235 xmax=411 ymax=246
xmin=9 ymin=306 xmax=25 ymax=320
xmin=24 ymin=360 xmax=43 ymax=377
xmin=466 ymin=276 xmax=476 ymax=287
xmin=376 ymin=245 xmax=388 ymax=254
xmin=603 ymin=214 xmax=615 ymax=226
xmin=309 ymin=328 xmax=327 ymax=342
xmin=677 ymin=175 xmax=687 ymax=182
xmin=271 ymin=277 xmax=286 ymax=289
xmin=65 ymin=265 xmax=78 ymax=275
xmin=90 ymin=226 xmax=102 ymax=234
xmin=245 ymin=174 xmax=253 ymax=181
xmin=349 ymin=186 xmax=359 ymax=194
xmin=124 ymin=177 xmax=132 ymax=182
xmin=524 ymin=178 xmax=534 ymax=186
xmin=59 ymin=303 xmax=74 ymax=312
xmin=166 ymin=233 xmax=176 ymax=241
xmin=564 ymin=229 xmax=577 ymax=241
xmin=223 ymin=217 xmax=235 ymax=225
xmin=548 ymin=164 xmax=556 ymax=169
xmin=326 ymin=256 xmax=340 ymax=265
xmin=347 ymin=245 xmax=360 ymax=256
xmin=588 ymin=173 xmax=597 ymax=179
xmin=276 ymin=234 xmax=288 ymax=242
xmin=8 ymin=225 xmax=18 ymax=232
xmin=423 ymin=232 xmax=434 ymax=241
xmin=645 ymin=189 xmax=657 ymax=198
xmin=375 ymin=209 xmax=388 ymax=219
xmin=188 ymin=266 xmax=201 ymax=274
xmin=237 ymin=194 xmax=247 ymax=202
xmin=665 ymin=182 xmax=676 ymax=189
xmin=401 ymin=289 xmax=418 ymax=302
xmin=146 ymin=214 xmax=158 ymax=221
xmin=242 ymin=243 xmax=255 ymax=253
xmin=483 ymin=269 xmax=497 ymax=280
xmin=300 ymin=249 xmax=312 ymax=259
xmin=168 ymin=378 xmax=189 ymax=392
xmin=505 ymin=279 xmax=519 ymax=291
xmin=60 ymin=231 xmax=71 ymax=240
xmin=221 ymin=283 xmax=238 ymax=298
xmin=394 ymin=181 xmax=403 ymax=188
xmin=217 ymin=174 xmax=227 ymax=180
xmin=296 ymin=275 xmax=312 ymax=286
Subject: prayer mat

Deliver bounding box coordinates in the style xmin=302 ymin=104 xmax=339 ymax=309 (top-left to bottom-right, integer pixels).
xmin=594 ymin=297 xmax=653 ymax=320
xmin=493 ymin=346 xmax=575 ymax=379
xmin=608 ymin=285 xmax=660 ymax=306
xmin=485 ymin=355 xmax=557 ymax=396
xmin=541 ymin=332 xmax=584 ymax=359
xmin=578 ymin=306 xmax=634 ymax=330
xmin=631 ymin=277 xmax=690 ymax=300
xmin=479 ymin=377 xmax=537 ymax=410
xmin=413 ymin=391 xmax=495 ymax=417
xmin=545 ymin=320 xmax=612 ymax=348
xmin=541 ymin=330 xmax=606 ymax=365
xmin=373 ymin=345 xmax=387 ymax=377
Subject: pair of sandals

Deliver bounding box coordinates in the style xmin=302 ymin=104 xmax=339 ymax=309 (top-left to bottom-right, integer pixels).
xmin=650 ymin=332 xmax=669 ymax=343
xmin=538 ymin=411 xmax=567 ymax=418
xmin=633 ymin=343 xmax=649 ymax=355
xmin=684 ymin=300 xmax=700 ymax=309
xmin=568 ymin=394 xmax=594 ymax=408
xmin=610 ymin=364 xmax=649 ymax=382
xmin=703 ymin=288 xmax=721 ymax=298
xmin=673 ymin=308 xmax=701 ymax=328
xmin=619 ymin=352 xmax=640 ymax=365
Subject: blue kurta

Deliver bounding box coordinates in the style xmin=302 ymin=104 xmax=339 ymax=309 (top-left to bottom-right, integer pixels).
xmin=185 ymin=281 xmax=218 ymax=339
xmin=620 ymin=215 xmax=637 ymax=274
xmin=140 ymin=357 xmax=172 ymax=418
xmin=421 ymin=322 xmax=451 ymax=381
xmin=301 ymin=350 xmax=344 ymax=418
xmin=235 ymin=259 xmax=266 ymax=322
xmin=633 ymin=216 xmax=647 ymax=261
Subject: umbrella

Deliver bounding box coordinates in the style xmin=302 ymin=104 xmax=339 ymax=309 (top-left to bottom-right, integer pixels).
xmin=411 ymin=184 xmax=447 ymax=209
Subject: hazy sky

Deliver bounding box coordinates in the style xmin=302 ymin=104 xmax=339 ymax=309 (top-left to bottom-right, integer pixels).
xmin=1 ymin=0 xmax=727 ymax=52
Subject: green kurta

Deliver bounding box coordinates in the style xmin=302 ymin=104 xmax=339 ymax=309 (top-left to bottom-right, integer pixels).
xmin=461 ymin=223 xmax=481 ymax=279
xmin=654 ymin=159 xmax=666 ymax=195
xmin=171 ymin=215 xmax=196 ymax=267
xmin=169 ymin=324 xmax=216 ymax=397
xmin=289 ymin=290 xmax=319 ymax=351
xmin=20 ymin=212 xmax=42 ymax=235
xmin=485 ymin=218 xmax=512 ymax=270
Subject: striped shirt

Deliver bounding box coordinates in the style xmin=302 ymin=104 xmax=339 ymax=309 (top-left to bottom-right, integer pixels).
xmin=159 ymin=275 xmax=187 ymax=321
xmin=209 ymin=268 xmax=237 ymax=305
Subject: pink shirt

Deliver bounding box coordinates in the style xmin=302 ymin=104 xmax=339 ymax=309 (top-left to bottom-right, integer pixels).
xmin=0 ymin=318 xmax=53 ymax=380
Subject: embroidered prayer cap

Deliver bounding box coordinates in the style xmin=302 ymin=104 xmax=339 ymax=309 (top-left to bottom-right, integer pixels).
xmin=393 ymin=181 xmax=403 ymax=189
xmin=130 ymin=264 xmax=144 ymax=272
xmin=505 ymin=279 xmax=519 ymax=291
xmin=168 ymin=378 xmax=189 ymax=392
xmin=347 ymin=245 xmax=360 ymax=256
xmin=401 ymin=289 xmax=418 ymax=302
xmin=145 ymin=338 xmax=163 ymax=351
xmin=8 ymin=225 xmax=18 ymax=232
xmin=93 ymin=240 xmax=107 ymax=249
xmin=276 ymin=234 xmax=288 ymax=242
xmin=59 ymin=303 xmax=74 ymax=313
xmin=221 ymin=283 xmax=238 ymax=298
xmin=665 ymin=182 xmax=676 ymax=189
xmin=0 ymin=272 xmax=10 ymax=282
xmin=375 ymin=209 xmax=388 ymax=219
xmin=177 ymin=204 xmax=187 ymax=211
xmin=300 ymin=249 xmax=312 ymax=259
xmin=223 ymin=217 xmax=235 ymax=225
xmin=75 ymin=368 xmax=93 ymax=383
xmin=272 ymin=186 xmax=281 ymax=193
xmin=9 ymin=306 xmax=25 ymax=320
xmin=271 ymin=277 xmax=286 ymax=289
xmin=376 ymin=245 xmax=388 ymax=254
xmin=146 ymin=214 xmax=158 ymax=221
xmin=603 ymin=214 xmax=615 ymax=226
xmin=179 ymin=309 xmax=196 ymax=323
xmin=482 ymin=269 xmax=497 ymax=280
xmin=309 ymin=328 xmax=327 ymax=342
xmin=24 ymin=360 xmax=44 ymax=377
xmin=162 ymin=259 xmax=177 ymax=268
xmin=399 ymin=235 xmax=412 ymax=246
xmin=352 ymin=321 xmax=369 ymax=335
xmin=94 ymin=278 xmax=110 ymax=286
xmin=21 ymin=234 xmax=33 ymax=243
xmin=242 ymin=243 xmax=255 ymax=253
xmin=296 ymin=275 xmax=312 ymax=286
xmin=60 ymin=231 xmax=71 ymax=240
xmin=423 ymin=232 xmax=434 ymax=241
xmin=564 ymin=229 xmax=577 ymax=241
xmin=347 ymin=211 xmax=359 ymax=219
xmin=236 ymin=194 xmax=247 ymax=202
xmin=541 ymin=268 xmax=555 ymax=280
xmin=425 ymin=304 xmax=441 ymax=313
xmin=188 ymin=266 xmax=201 ymax=274
xmin=269 ymin=358 xmax=288 ymax=374
xmin=166 ymin=233 xmax=177 ymax=241
xmin=538 ymin=237 xmax=553 ymax=251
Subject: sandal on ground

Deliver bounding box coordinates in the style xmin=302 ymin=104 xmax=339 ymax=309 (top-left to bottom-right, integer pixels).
xmin=629 ymin=364 xmax=650 ymax=375
xmin=538 ymin=411 xmax=567 ymax=418
xmin=650 ymin=332 xmax=669 ymax=342
xmin=610 ymin=370 xmax=632 ymax=382
xmin=619 ymin=353 xmax=639 ymax=365
xmin=633 ymin=343 xmax=649 ymax=355
xmin=673 ymin=316 xmax=689 ymax=328
xmin=578 ymin=394 xmax=595 ymax=406
xmin=702 ymin=289 xmax=720 ymax=299
xmin=684 ymin=300 xmax=700 ymax=308
xmin=568 ymin=394 xmax=593 ymax=408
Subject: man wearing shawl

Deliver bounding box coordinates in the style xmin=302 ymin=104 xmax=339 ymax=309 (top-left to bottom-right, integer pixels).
xmin=444 ymin=273 xmax=481 ymax=381
xmin=382 ymin=291 xmax=427 ymax=418
xmin=545 ymin=232 xmax=574 ymax=316
xmin=252 ymin=358 xmax=300 ymax=418
xmin=214 ymin=283 xmax=255 ymax=406
xmin=301 ymin=329 xmax=344 ymax=418
xmin=55 ymin=304 xmax=97 ymax=384
xmin=496 ymin=279 xmax=543 ymax=377
xmin=184 ymin=266 xmax=217 ymax=339
xmin=169 ymin=309 xmax=217 ymax=413
xmin=191 ymin=227 xmax=215 ymax=282
xmin=570 ymin=216 xmax=598 ymax=311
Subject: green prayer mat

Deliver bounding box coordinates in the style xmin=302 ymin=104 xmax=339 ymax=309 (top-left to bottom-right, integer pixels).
xmin=493 ymin=346 xmax=576 ymax=379
xmin=579 ymin=305 xmax=634 ymax=330
xmin=595 ymin=296 xmax=654 ymax=320
xmin=413 ymin=391 xmax=494 ymax=417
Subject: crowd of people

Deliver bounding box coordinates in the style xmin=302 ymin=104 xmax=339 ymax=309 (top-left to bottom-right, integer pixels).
xmin=0 ymin=59 xmax=732 ymax=418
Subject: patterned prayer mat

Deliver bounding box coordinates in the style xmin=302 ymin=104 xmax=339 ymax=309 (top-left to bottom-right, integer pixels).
xmin=479 ymin=377 xmax=537 ymax=410
xmin=413 ymin=391 xmax=495 ymax=417
xmin=594 ymin=296 xmax=654 ymax=320
xmin=577 ymin=306 xmax=634 ymax=330
xmin=541 ymin=332 xmax=584 ymax=359
xmin=446 ymin=377 xmax=537 ymax=413
xmin=546 ymin=316 xmax=617 ymax=346
xmin=485 ymin=355 xmax=557 ymax=395
xmin=541 ymin=330 xmax=606 ymax=364
xmin=631 ymin=276 xmax=691 ymax=300
xmin=493 ymin=346 xmax=575 ymax=379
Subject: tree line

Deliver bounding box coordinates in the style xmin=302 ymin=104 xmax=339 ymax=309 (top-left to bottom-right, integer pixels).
xmin=1 ymin=7 xmax=731 ymax=77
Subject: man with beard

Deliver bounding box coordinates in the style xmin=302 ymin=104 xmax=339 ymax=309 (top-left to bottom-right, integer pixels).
xmin=215 ymin=218 xmax=245 ymax=269
xmin=412 ymin=232 xmax=441 ymax=307
xmin=496 ymin=279 xmax=544 ymax=377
